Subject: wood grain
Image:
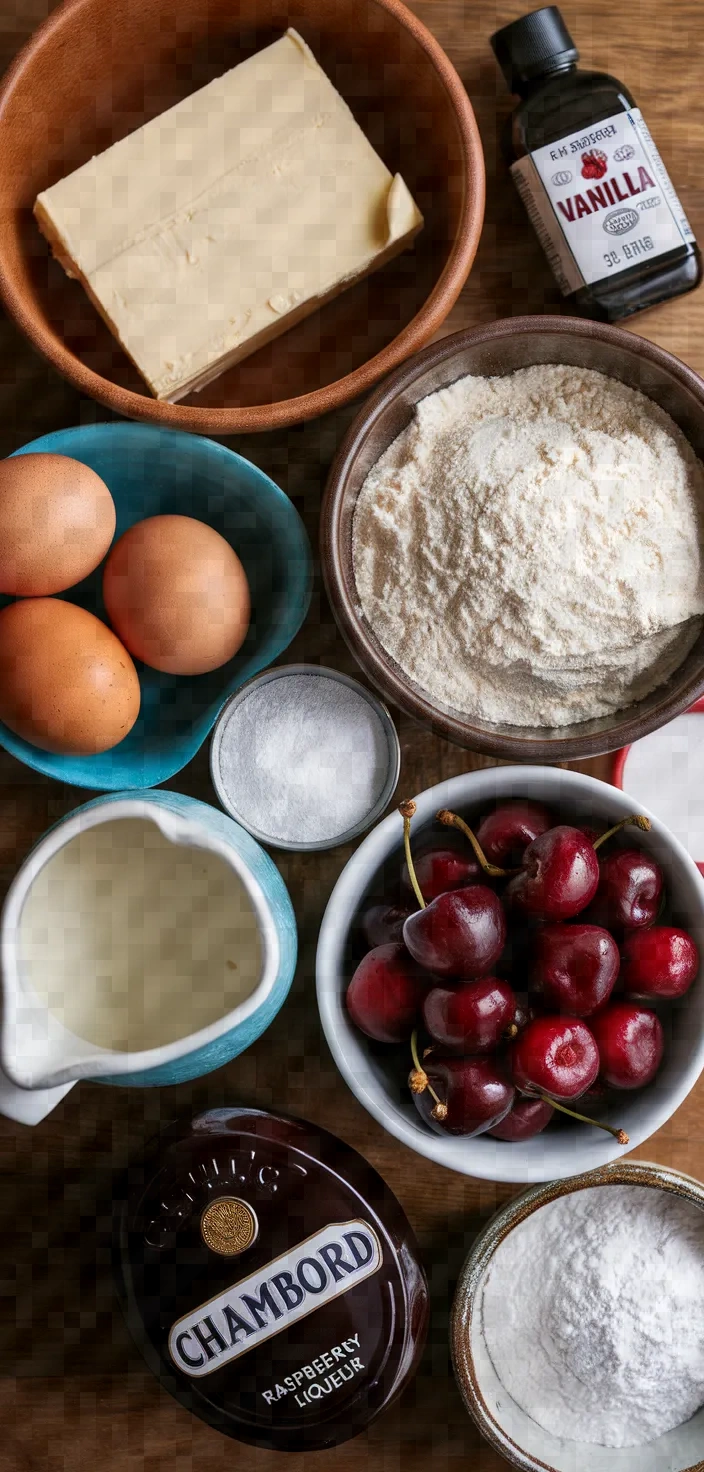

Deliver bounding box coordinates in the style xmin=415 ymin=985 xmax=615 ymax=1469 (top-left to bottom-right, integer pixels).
xmin=0 ymin=1 xmax=703 ymax=1468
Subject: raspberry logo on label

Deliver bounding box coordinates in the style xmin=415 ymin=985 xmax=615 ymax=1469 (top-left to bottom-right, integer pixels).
xmin=581 ymin=149 xmax=608 ymax=180
xmin=168 ymin=1220 xmax=383 ymax=1378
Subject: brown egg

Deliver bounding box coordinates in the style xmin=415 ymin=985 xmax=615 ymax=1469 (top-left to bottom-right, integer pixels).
xmin=0 ymin=598 xmax=141 ymax=754
xmin=0 ymin=453 xmax=116 ymax=595
xmin=103 ymin=515 xmax=251 ymax=675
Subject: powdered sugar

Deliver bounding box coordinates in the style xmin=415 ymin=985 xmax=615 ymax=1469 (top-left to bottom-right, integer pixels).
xmin=480 ymin=1184 xmax=704 ymax=1448
xmin=352 ymin=365 xmax=704 ymax=726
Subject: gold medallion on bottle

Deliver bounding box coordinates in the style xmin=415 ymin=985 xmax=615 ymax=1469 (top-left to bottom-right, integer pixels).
xmin=200 ymin=1197 xmax=259 ymax=1256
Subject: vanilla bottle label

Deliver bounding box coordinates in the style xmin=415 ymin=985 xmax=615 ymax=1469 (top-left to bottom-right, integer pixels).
xmin=511 ymin=109 xmax=695 ymax=293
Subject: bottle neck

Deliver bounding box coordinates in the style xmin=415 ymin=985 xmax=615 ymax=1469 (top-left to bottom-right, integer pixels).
xmin=515 ymin=59 xmax=578 ymax=98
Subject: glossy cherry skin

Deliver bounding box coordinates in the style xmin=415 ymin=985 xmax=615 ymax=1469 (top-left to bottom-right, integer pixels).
xmin=488 ymin=1097 xmax=554 ymax=1141
xmin=532 ymin=923 xmax=620 ymax=1016
xmin=505 ymin=826 xmax=600 ymax=921
xmin=476 ymin=800 xmax=553 ymax=867
xmin=591 ymin=848 xmax=663 ymax=930
xmin=577 ymin=1077 xmax=613 ymax=1112
xmin=361 ymin=902 xmax=411 ymax=950
xmin=412 ymin=1054 xmax=515 ymax=1136
xmin=346 ymin=943 xmax=428 ymax=1043
xmin=403 ymin=885 xmax=506 ymax=980
xmin=579 ymin=826 xmax=601 ymax=845
xmin=422 ymin=977 xmax=516 ymax=1054
xmin=590 ymin=1002 xmax=664 ymax=1088
xmin=510 ymin=1015 xmax=599 ymax=1099
xmin=621 ymin=926 xmax=699 ymax=1000
xmin=402 ymin=847 xmax=479 ymax=902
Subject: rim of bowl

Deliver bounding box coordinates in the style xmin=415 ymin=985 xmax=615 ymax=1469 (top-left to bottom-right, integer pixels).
xmin=450 ymin=1159 xmax=704 ymax=1472
xmin=320 ymin=314 xmax=704 ymax=760
xmin=0 ymin=0 xmax=485 ymax=434
xmin=210 ymin=663 xmax=401 ymax=851
xmin=315 ymin=766 xmax=704 ymax=1184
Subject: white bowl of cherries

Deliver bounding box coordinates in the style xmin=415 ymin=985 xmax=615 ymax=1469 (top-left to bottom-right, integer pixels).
xmin=316 ymin=767 xmax=704 ymax=1183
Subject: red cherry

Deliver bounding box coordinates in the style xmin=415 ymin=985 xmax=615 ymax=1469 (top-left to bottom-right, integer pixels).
xmin=403 ymin=885 xmax=506 ymax=980
xmin=506 ymin=826 xmax=599 ymax=921
xmin=579 ymin=826 xmax=601 ymax=845
xmin=476 ymin=800 xmax=553 ymax=867
xmin=488 ymin=1097 xmax=554 ymax=1141
xmin=510 ymin=1015 xmax=599 ymax=1099
xmin=532 ymin=923 xmax=620 ymax=1016
xmin=411 ymin=1053 xmax=515 ymax=1136
xmin=402 ymin=846 xmax=479 ymax=902
xmin=346 ymin=943 xmax=428 ymax=1043
xmin=361 ymin=902 xmax=412 ymax=950
xmin=577 ymin=1077 xmax=613 ymax=1113
xmin=590 ymin=1002 xmax=664 ymax=1088
xmin=621 ymin=926 xmax=699 ymax=1000
xmin=422 ymin=977 xmax=516 ymax=1053
xmin=590 ymin=848 xmax=663 ymax=930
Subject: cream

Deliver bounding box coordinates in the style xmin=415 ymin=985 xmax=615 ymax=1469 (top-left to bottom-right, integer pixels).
xmin=18 ymin=817 xmax=262 ymax=1051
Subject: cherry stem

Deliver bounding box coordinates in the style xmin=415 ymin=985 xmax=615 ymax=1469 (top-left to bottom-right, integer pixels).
xmin=436 ymin=808 xmax=513 ymax=877
xmin=399 ymin=800 xmax=425 ymax=910
xmin=435 ymin=806 xmax=512 ymax=871
xmin=592 ymin=814 xmax=651 ymax=852
xmin=531 ymin=1089 xmax=629 ymax=1144
xmin=409 ymin=1029 xmax=447 ymax=1120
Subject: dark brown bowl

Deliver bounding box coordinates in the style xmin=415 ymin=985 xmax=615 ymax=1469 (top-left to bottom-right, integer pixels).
xmin=0 ymin=0 xmax=484 ymax=434
xmin=321 ymin=315 xmax=704 ymax=761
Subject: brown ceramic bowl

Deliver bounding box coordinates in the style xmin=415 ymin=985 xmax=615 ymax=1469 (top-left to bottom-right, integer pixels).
xmin=450 ymin=1160 xmax=704 ymax=1472
xmin=0 ymin=0 xmax=484 ymax=434
xmin=321 ymin=315 xmax=704 ymax=761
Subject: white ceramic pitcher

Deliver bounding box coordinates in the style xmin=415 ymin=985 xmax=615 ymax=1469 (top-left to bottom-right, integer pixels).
xmin=0 ymin=789 xmax=297 ymax=1124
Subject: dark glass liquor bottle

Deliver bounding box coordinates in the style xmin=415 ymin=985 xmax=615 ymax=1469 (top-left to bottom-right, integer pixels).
xmin=491 ymin=6 xmax=701 ymax=321
xmin=113 ymin=1107 xmax=429 ymax=1452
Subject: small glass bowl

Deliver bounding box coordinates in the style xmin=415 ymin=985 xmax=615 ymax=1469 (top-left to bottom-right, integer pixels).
xmin=209 ymin=663 xmax=401 ymax=852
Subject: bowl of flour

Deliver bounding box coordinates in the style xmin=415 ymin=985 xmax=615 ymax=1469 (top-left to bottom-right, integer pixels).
xmin=451 ymin=1161 xmax=704 ymax=1472
xmin=321 ymin=316 xmax=704 ymax=760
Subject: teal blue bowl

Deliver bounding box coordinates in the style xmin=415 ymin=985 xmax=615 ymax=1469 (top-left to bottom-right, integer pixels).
xmin=4 ymin=424 xmax=312 ymax=789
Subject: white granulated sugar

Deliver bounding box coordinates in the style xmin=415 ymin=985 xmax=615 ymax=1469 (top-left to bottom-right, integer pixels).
xmin=215 ymin=674 xmax=390 ymax=844
xmin=480 ymin=1184 xmax=704 ymax=1448
xmin=352 ymin=364 xmax=704 ymax=726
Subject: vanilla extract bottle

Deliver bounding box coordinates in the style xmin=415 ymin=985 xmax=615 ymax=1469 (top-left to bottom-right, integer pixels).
xmin=491 ymin=6 xmax=702 ymax=320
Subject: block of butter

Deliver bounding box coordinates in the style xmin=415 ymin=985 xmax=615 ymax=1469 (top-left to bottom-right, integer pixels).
xmin=34 ymin=29 xmax=424 ymax=402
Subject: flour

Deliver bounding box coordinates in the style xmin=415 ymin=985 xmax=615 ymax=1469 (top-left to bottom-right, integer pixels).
xmin=480 ymin=1184 xmax=704 ymax=1448
xmin=352 ymin=365 xmax=704 ymax=726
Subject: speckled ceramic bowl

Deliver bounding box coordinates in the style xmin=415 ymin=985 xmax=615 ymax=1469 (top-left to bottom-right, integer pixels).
xmin=451 ymin=1160 xmax=704 ymax=1472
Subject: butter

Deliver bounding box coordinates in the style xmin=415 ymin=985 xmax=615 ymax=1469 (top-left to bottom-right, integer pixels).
xmin=34 ymin=30 xmax=424 ymax=402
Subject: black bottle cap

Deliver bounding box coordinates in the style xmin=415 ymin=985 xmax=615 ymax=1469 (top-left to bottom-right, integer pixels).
xmin=491 ymin=7 xmax=579 ymax=93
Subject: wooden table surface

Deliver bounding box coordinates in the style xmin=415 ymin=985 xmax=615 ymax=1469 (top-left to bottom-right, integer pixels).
xmin=1 ymin=2 xmax=704 ymax=1469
